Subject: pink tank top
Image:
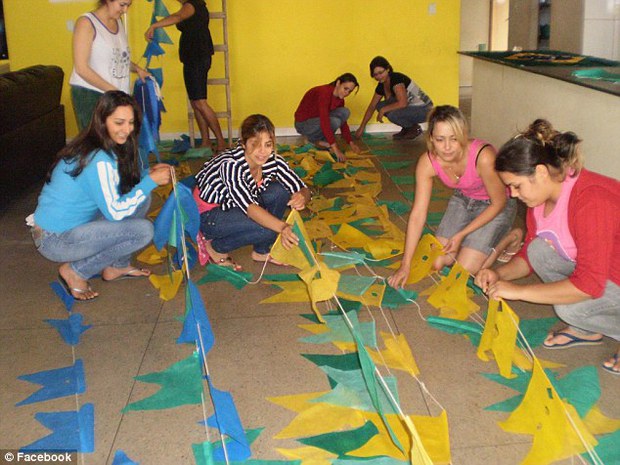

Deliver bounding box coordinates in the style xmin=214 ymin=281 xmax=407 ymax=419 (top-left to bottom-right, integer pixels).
xmin=428 ymin=139 xmax=493 ymax=200
xmin=532 ymin=172 xmax=579 ymax=261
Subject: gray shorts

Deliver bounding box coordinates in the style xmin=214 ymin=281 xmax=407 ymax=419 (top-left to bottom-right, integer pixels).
xmin=435 ymin=190 xmax=517 ymax=255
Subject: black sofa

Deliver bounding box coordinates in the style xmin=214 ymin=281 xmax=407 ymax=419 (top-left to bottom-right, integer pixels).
xmin=0 ymin=65 xmax=65 ymax=206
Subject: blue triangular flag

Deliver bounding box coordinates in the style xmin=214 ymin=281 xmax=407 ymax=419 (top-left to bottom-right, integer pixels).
xmin=143 ymin=40 xmax=166 ymax=60
xmin=147 ymin=67 xmax=164 ymax=89
xmin=112 ymin=450 xmax=139 ymax=465
xmin=152 ymin=0 xmax=170 ymax=17
xmin=153 ymin=183 xmax=200 ymax=250
xmin=45 ymin=313 xmax=91 ymax=346
xmin=206 ymin=377 xmax=251 ymax=461
xmin=154 ymin=27 xmax=173 ymax=45
xmin=21 ymin=403 xmax=94 ymax=453
xmin=177 ymin=281 xmax=215 ymax=350
xmin=16 ymin=359 xmax=86 ymax=406
xmin=50 ymin=281 xmax=74 ymax=312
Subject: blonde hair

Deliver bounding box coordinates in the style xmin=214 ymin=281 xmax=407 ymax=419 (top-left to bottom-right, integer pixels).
xmin=425 ymin=105 xmax=468 ymax=153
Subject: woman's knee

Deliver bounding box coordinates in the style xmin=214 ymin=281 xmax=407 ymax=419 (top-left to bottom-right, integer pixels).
xmin=135 ymin=220 xmax=154 ymax=248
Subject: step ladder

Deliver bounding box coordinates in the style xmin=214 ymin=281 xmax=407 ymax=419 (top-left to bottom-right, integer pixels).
xmin=188 ymin=0 xmax=232 ymax=147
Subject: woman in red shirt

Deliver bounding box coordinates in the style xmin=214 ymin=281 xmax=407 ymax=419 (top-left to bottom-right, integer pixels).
xmin=476 ymin=119 xmax=620 ymax=375
xmin=294 ymin=73 xmax=362 ymax=162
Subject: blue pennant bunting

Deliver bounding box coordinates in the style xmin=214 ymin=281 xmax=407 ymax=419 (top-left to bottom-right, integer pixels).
xmin=112 ymin=450 xmax=139 ymax=465
xmin=21 ymin=403 xmax=94 ymax=453
xmin=143 ymin=40 xmax=165 ymax=61
xmin=45 ymin=313 xmax=91 ymax=346
xmin=178 ymin=281 xmax=214 ymax=350
xmin=16 ymin=359 xmax=86 ymax=406
xmin=154 ymin=27 xmax=173 ymax=45
xmin=152 ymin=0 xmax=170 ymax=17
xmin=50 ymin=281 xmax=74 ymax=312
xmin=153 ymin=182 xmax=200 ymax=251
xmin=205 ymin=377 xmax=251 ymax=461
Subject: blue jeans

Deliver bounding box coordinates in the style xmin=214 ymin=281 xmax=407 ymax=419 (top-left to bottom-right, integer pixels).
xmin=377 ymin=97 xmax=431 ymax=129
xmin=527 ymin=237 xmax=620 ymax=341
xmin=294 ymin=107 xmax=350 ymax=143
xmin=199 ymin=182 xmax=290 ymax=255
xmin=33 ymin=199 xmax=153 ymax=279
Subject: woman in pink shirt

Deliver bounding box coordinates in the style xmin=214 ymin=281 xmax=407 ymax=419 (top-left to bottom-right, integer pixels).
xmin=476 ymin=119 xmax=620 ymax=375
xmin=388 ymin=105 xmax=516 ymax=287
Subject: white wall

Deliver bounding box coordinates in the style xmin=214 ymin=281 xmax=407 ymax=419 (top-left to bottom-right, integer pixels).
xmin=460 ymin=0 xmax=491 ymax=87
xmin=582 ymin=0 xmax=620 ymax=60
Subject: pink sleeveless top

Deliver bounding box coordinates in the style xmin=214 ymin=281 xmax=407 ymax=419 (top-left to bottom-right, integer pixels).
xmin=428 ymin=139 xmax=492 ymax=200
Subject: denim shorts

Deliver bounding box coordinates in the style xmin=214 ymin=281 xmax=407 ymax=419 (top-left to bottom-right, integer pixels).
xmin=435 ymin=191 xmax=517 ymax=255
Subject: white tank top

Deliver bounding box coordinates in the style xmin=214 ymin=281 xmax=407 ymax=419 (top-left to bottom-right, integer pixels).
xmin=69 ymin=12 xmax=131 ymax=93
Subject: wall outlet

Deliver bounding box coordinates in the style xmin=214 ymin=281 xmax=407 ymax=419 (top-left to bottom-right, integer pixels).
xmin=428 ymin=2 xmax=436 ymax=15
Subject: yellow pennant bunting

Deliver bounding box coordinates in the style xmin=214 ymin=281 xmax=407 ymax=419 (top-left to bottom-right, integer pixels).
xmin=336 ymin=282 xmax=386 ymax=308
xmin=270 ymin=210 xmax=317 ymax=270
xmin=261 ymin=281 xmax=314 ymax=304
xmin=477 ymin=299 xmax=520 ymax=379
xmin=500 ymin=363 xmax=597 ymax=464
xmin=582 ymin=404 xmax=620 ymax=435
xmin=148 ymin=270 xmax=184 ymax=301
xmin=364 ymin=238 xmax=403 ymax=260
xmin=137 ymin=244 xmax=168 ymax=265
xmin=406 ymin=234 xmax=444 ymax=284
xmin=300 ymin=157 xmax=321 ymax=176
xmin=268 ymin=391 xmax=328 ymax=413
xmin=316 ymin=206 xmax=357 ymax=225
xmin=315 ymin=150 xmax=336 ymax=163
xmin=352 ymin=182 xmax=382 ymax=198
xmin=298 ymin=263 xmax=340 ymax=318
xmin=426 ymin=263 xmax=479 ymax=319
xmin=303 ymin=219 xmax=333 ymax=240
xmin=273 ymin=403 xmax=366 ymax=439
xmin=331 ymin=223 xmax=371 ymax=249
xmin=512 ymin=349 xmax=565 ymax=371
xmin=275 ymin=446 xmax=337 ymax=465
xmin=307 ymin=195 xmax=339 ymax=213
xmin=347 ymin=158 xmax=375 ymax=168
xmin=367 ymin=332 xmax=420 ymax=376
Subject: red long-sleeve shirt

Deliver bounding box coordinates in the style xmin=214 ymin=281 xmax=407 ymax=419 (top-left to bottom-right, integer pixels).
xmin=517 ymin=169 xmax=620 ymax=298
xmin=294 ymin=83 xmax=352 ymax=145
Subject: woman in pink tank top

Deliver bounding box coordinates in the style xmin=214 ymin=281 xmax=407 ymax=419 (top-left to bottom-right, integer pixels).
xmin=389 ymin=105 xmax=515 ymax=289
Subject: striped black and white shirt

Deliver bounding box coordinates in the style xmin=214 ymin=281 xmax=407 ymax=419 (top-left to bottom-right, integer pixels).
xmin=194 ymin=144 xmax=306 ymax=214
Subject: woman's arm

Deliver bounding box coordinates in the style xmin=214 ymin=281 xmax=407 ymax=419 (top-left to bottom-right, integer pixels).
xmin=376 ymin=83 xmax=408 ymax=121
xmin=387 ymin=156 xmax=435 ymax=288
xmin=246 ymin=204 xmax=299 ymax=249
xmin=355 ymin=93 xmax=382 ymax=139
xmin=444 ymin=146 xmax=507 ymax=254
xmin=73 ymin=16 xmax=118 ymax=92
xmin=144 ymin=2 xmax=195 ymax=40
xmin=486 ymin=275 xmax=591 ymax=304
xmin=288 ymin=187 xmax=311 ymax=211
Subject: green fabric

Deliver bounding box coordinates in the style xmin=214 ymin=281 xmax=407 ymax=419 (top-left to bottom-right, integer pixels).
xmin=391 ymin=175 xmax=415 ymax=185
xmin=337 ymin=275 xmax=377 ymax=296
xmin=380 ymin=160 xmax=413 ymax=170
xmin=427 ymin=211 xmax=444 ymax=226
xmin=381 ymin=286 xmax=418 ymax=309
xmin=377 ymin=200 xmax=411 ymax=216
xmin=426 ymin=316 xmax=482 ymax=346
xmin=583 ymin=429 xmax=620 ymax=465
xmin=302 ymin=352 xmax=363 ymax=389
xmin=294 ymin=143 xmax=315 ymax=154
xmin=262 ymin=273 xmax=301 ymax=282
xmin=293 ymin=166 xmax=308 ymax=178
xmin=277 ymin=144 xmax=291 ymax=152
xmin=192 ymin=440 xmax=214 ymax=465
xmin=321 ymin=251 xmax=367 ymax=269
xmin=71 ymin=85 xmax=103 ymax=131
xmin=301 ymin=312 xmax=377 ymax=348
xmin=313 ymin=162 xmax=345 ymax=187
xmin=123 ymin=351 xmax=203 ymax=412
xmin=517 ymin=317 xmax=559 ymax=348
xmin=298 ymin=421 xmax=379 ymax=456
xmin=197 ymin=264 xmax=252 ymax=289
xmin=573 ymin=68 xmax=620 ymax=83
xmin=181 ymin=147 xmax=212 ymax=159
xmin=402 ymin=191 xmax=414 ymax=202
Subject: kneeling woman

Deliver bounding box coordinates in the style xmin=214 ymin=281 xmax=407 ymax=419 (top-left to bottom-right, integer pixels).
xmin=476 ymin=119 xmax=620 ymax=375
xmin=194 ymin=114 xmax=311 ymax=268
xmin=388 ymin=105 xmax=516 ymax=288
xmin=30 ymin=91 xmax=172 ymax=301
xmin=294 ymin=73 xmax=361 ymax=162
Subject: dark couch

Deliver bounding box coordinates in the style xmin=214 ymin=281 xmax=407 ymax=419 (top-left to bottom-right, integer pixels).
xmin=0 ymin=65 xmax=65 ymax=206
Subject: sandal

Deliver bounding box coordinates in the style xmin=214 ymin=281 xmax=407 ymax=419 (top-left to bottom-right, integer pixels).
xmin=497 ymin=242 xmax=524 ymax=263
xmin=602 ymin=352 xmax=620 ymax=375
xmin=58 ymin=274 xmax=98 ymax=302
xmin=208 ymin=255 xmax=243 ymax=271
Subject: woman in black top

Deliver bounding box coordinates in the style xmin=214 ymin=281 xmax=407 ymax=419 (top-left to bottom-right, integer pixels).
xmin=355 ymin=56 xmax=433 ymax=140
xmin=145 ymin=0 xmax=227 ymax=152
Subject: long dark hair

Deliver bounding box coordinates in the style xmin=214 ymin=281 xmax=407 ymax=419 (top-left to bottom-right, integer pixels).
xmin=496 ymin=119 xmax=583 ymax=178
xmin=330 ymin=73 xmax=359 ymax=94
xmin=49 ymin=91 xmax=142 ymax=194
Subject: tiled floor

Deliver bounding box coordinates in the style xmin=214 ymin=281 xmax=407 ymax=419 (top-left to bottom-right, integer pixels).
xmin=1 ymin=133 xmax=618 ymax=465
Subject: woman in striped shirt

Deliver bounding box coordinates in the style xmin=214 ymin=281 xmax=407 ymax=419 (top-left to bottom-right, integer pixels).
xmin=194 ymin=114 xmax=311 ymax=268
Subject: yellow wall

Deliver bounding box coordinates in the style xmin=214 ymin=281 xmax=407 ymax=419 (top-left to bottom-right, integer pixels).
xmin=4 ymin=0 xmax=460 ymax=138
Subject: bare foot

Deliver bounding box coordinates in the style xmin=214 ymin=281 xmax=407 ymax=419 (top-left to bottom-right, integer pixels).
xmin=59 ymin=263 xmax=98 ymax=301
xmin=102 ymin=266 xmax=151 ymax=281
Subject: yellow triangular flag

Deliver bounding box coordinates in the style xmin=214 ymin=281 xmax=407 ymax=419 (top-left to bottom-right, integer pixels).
xmin=148 ymin=270 xmax=183 ymax=301
xmin=406 ymin=234 xmax=444 ymax=284
xmin=477 ymin=299 xmax=520 ymax=378
xmin=426 ymin=263 xmax=479 ymax=319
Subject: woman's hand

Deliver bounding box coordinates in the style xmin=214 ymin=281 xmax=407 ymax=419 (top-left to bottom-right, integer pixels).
xmin=474 ymin=268 xmax=499 ymax=294
xmin=145 ymin=26 xmax=156 ymax=41
xmin=149 ymin=164 xmax=172 ymax=185
xmin=443 ymin=233 xmax=464 ymax=256
xmin=486 ymin=281 xmax=523 ymax=301
xmin=354 ymin=127 xmax=365 ymax=140
xmin=279 ymin=223 xmax=299 ymax=250
xmin=332 ymin=146 xmax=346 ymax=162
xmin=376 ymin=108 xmax=386 ymax=123
xmin=387 ymin=265 xmax=409 ymax=289
xmin=349 ymin=140 xmax=362 ymax=154
xmin=288 ymin=190 xmax=309 ymax=211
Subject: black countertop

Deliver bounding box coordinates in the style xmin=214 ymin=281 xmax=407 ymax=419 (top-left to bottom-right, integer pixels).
xmin=460 ymin=50 xmax=620 ymax=97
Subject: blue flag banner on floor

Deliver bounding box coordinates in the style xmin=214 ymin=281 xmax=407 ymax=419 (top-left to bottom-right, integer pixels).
xmin=206 ymin=377 xmax=251 ymax=461
xmin=21 ymin=403 xmax=94 ymax=453
xmin=16 ymin=359 xmax=86 ymax=406
xmin=112 ymin=450 xmax=139 ymax=465
xmin=50 ymin=281 xmax=74 ymax=312
xmin=153 ymin=183 xmax=200 ymax=251
xmin=178 ymin=281 xmax=215 ymax=350
xmin=45 ymin=313 xmax=91 ymax=346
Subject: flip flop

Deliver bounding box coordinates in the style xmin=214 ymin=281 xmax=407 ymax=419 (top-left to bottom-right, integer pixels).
xmin=602 ymin=353 xmax=620 ymax=376
xmin=102 ymin=268 xmax=151 ymax=282
xmin=542 ymin=331 xmax=603 ymax=350
xmin=57 ymin=274 xmax=98 ymax=302
xmin=208 ymin=256 xmax=243 ymax=272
